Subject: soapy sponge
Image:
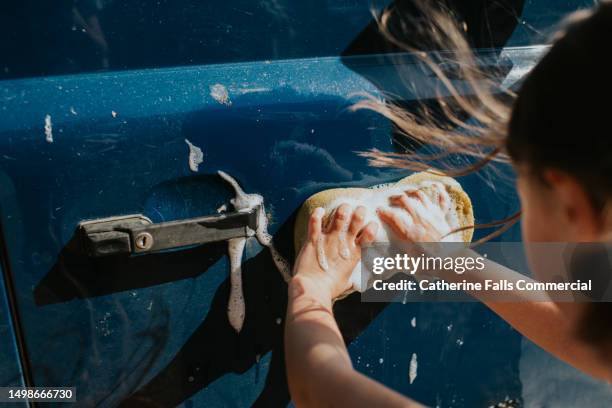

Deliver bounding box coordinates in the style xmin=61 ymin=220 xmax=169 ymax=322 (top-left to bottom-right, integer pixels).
xmin=293 ymin=172 xmax=474 ymax=294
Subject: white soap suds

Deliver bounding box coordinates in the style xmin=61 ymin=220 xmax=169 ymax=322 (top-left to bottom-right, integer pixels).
xmin=409 ymin=353 xmax=418 ymax=384
xmin=338 ymin=215 xmax=351 ymax=259
xmin=411 ymin=317 xmax=417 ymax=328
xmin=44 ymin=114 xmax=53 ymax=143
xmin=219 ymin=170 xmax=291 ymax=281
xmin=316 ymin=235 xmax=329 ymax=271
xmin=210 ymin=84 xmax=231 ymax=106
xmin=218 ymin=171 xmax=291 ymax=332
xmin=235 ymin=87 xmax=271 ymax=95
xmin=227 ymin=238 xmax=246 ymax=332
xmin=318 ymin=180 xmax=462 ymax=292
xmin=185 ymin=139 xmax=204 ymax=172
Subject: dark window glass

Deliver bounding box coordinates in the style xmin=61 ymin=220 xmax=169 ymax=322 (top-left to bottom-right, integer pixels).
xmin=0 ymin=0 xmax=592 ymax=80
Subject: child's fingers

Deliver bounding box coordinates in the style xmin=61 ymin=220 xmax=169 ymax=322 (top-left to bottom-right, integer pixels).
xmin=438 ymin=192 xmax=449 ymax=211
xmin=322 ymin=209 xmax=334 ymax=233
xmin=405 ymin=189 xmax=426 ymax=203
xmin=389 ymin=194 xmax=421 ymax=224
xmin=377 ymin=207 xmax=411 ymax=240
xmin=356 ymin=221 xmax=378 ymax=246
xmin=430 ymin=182 xmax=450 ymax=211
xmin=408 ymin=189 xmax=438 ymax=213
xmin=348 ymin=206 xmax=367 ymax=237
xmin=308 ymin=207 xmax=324 ymax=243
xmin=330 ymin=203 xmax=352 ymax=233
xmin=409 ymin=224 xmax=427 ymax=242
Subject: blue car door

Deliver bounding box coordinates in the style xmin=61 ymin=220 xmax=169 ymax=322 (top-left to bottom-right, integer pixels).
xmin=1 ymin=1 xmax=608 ymax=407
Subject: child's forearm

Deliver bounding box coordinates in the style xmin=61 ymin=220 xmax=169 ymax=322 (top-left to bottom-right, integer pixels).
xmin=445 ymin=254 xmax=610 ymax=381
xmin=481 ymin=301 xmax=610 ymax=379
xmin=285 ymin=275 xmax=423 ymax=408
xmin=284 ymin=275 xmax=354 ymax=407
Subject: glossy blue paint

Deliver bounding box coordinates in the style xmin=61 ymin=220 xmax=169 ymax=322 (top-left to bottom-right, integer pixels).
xmin=0 ymin=52 xmax=520 ymax=407
xmin=0 ymin=263 xmax=26 ymax=393
xmin=0 ymin=55 xmax=387 ymax=407
xmin=0 ymin=41 xmax=609 ymax=408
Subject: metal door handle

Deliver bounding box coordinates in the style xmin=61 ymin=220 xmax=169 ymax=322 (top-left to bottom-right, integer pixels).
xmin=79 ymin=206 xmax=259 ymax=257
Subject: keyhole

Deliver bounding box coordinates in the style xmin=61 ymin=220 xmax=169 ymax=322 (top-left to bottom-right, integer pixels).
xmin=135 ymin=232 xmax=154 ymax=250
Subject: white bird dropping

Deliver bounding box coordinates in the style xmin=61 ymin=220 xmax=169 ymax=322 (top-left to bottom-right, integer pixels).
xmin=409 ymin=353 xmax=418 ymax=384
xmin=44 ymin=114 xmax=53 ymax=143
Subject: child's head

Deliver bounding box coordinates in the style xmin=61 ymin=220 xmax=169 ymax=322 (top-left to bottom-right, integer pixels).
xmin=505 ymin=6 xmax=612 ymax=362
xmin=507 ymin=4 xmax=612 ymax=243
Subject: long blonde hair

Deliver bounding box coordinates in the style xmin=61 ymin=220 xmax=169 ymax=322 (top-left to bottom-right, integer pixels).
xmin=351 ymin=1 xmax=609 ymax=241
xmin=351 ymin=0 xmax=517 ymax=177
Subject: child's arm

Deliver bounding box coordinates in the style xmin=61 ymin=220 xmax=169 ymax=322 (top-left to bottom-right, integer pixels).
xmin=441 ymin=253 xmax=607 ymax=380
xmin=285 ymin=205 xmax=425 ymax=408
xmin=378 ymin=197 xmax=612 ymax=383
xmin=456 ymin=259 xmax=607 ymax=381
xmin=285 ymin=275 xmax=424 ymax=408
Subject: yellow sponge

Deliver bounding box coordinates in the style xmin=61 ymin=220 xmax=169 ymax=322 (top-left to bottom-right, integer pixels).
xmin=293 ymin=172 xmax=474 ymax=294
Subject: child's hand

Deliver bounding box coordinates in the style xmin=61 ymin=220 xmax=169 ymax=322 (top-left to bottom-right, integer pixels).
xmin=293 ymin=204 xmax=378 ymax=300
xmin=377 ymin=184 xmax=453 ymax=242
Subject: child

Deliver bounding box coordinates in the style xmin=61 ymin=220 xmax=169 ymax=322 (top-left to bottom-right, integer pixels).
xmin=285 ymin=2 xmax=612 ymax=406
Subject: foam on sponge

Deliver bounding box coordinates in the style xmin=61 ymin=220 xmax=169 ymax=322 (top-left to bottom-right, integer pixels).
xmin=294 ymin=172 xmax=474 ymax=295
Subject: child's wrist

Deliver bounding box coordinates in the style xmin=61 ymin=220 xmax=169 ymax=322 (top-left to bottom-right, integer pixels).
xmin=289 ymin=274 xmax=334 ymax=310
